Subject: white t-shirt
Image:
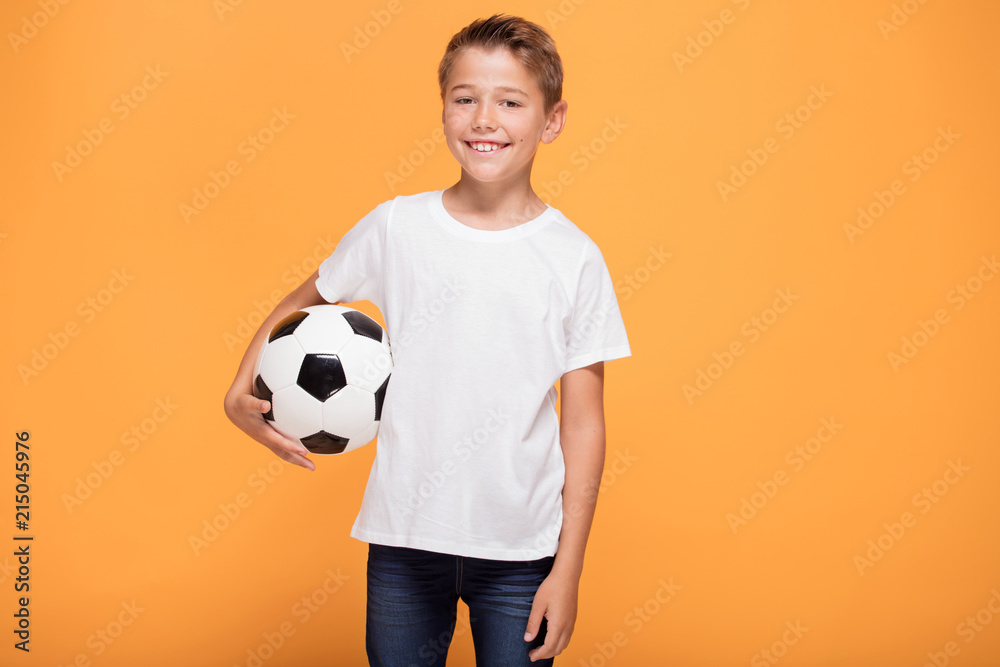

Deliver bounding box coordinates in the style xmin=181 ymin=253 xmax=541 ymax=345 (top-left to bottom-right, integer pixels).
xmin=316 ymin=189 xmax=631 ymax=560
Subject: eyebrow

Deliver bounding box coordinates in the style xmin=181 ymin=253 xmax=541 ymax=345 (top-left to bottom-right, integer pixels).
xmin=450 ymin=84 xmax=528 ymax=96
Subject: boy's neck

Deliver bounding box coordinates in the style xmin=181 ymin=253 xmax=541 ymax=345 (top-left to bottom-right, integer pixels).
xmin=443 ymin=176 xmax=548 ymax=230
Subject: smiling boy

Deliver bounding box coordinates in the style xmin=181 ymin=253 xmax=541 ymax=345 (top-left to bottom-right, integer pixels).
xmin=224 ymin=14 xmax=631 ymax=666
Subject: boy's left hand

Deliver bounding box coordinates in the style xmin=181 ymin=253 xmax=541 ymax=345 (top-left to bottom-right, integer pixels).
xmin=524 ymin=567 xmax=579 ymax=661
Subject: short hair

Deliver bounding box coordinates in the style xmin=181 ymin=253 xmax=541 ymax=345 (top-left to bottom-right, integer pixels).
xmin=438 ymin=14 xmax=563 ymax=115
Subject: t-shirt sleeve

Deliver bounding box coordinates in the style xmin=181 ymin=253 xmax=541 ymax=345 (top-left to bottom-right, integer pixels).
xmin=315 ymin=199 xmax=393 ymax=309
xmin=563 ymin=240 xmax=632 ymax=374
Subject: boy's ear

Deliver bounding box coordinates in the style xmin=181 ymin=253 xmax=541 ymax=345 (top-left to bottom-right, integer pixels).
xmin=541 ymin=100 xmax=568 ymax=145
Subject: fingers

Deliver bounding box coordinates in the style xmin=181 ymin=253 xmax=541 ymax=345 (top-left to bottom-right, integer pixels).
xmin=258 ymin=426 xmax=315 ymax=471
xmin=278 ymin=448 xmax=316 ymax=471
xmin=232 ymin=393 xmax=316 ymax=471
xmin=527 ymin=619 xmax=569 ymax=662
xmin=524 ymin=598 xmax=546 ymax=643
xmin=234 ymin=391 xmax=269 ymax=416
xmin=226 ymin=389 xmax=317 ymax=471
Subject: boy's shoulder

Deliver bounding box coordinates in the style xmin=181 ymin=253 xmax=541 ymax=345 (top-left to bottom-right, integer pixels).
xmin=378 ymin=189 xmax=438 ymax=207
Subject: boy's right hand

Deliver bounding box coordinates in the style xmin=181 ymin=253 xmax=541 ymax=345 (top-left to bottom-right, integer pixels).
xmin=223 ymin=270 xmax=327 ymax=472
xmin=224 ymin=390 xmax=316 ymax=471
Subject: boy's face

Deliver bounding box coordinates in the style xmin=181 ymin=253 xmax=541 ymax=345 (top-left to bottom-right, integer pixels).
xmin=441 ymin=47 xmax=566 ymax=187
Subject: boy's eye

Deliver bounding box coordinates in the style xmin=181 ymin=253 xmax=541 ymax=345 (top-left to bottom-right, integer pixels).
xmin=453 ymin=98 xmax=520 ymax=107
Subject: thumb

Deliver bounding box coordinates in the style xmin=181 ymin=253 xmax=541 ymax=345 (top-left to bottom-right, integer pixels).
xmin=524 ymin=597 xmax=546 ymax=642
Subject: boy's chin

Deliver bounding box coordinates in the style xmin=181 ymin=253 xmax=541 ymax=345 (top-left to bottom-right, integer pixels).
xmin=460 ymin=158 xmax=534 ymax=182
xmin=459 ymin=171 xmax=524 ymax=188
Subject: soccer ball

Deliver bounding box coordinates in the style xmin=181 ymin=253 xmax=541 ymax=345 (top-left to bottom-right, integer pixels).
xmin=251 ymin=304 xmax=392 ymax=455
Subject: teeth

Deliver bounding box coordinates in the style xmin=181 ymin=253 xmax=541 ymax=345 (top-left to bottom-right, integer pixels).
xmin=471 ymin=142 xmax=504 ymax=152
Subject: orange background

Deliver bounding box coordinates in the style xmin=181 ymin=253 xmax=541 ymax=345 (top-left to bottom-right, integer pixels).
xmin=2 ymin=0 xmax=999 ymax=665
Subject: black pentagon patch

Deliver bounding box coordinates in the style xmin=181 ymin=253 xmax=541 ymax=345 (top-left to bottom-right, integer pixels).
xmin=297 ymin=353 xmax=346 ymax=401
xmin=252 ymin=375 xmax=274 ymax=421
xmin=374 ymin=374 xmax=390 ymax=421
xmin=269 ymin=310 xmax=308 ymax=343
xmin=301 ymin=431 xmax=350 ymax=454
xmin=342 ymin=310 xmax=383 ymax=342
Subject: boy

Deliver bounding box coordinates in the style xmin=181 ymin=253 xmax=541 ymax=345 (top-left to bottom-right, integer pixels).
xmin=224 ymin=14 xmax=631 ymax=666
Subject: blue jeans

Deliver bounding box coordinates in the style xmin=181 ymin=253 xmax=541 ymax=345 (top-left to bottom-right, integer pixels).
xmin=366 ymin=544 xmax=556 ymax=667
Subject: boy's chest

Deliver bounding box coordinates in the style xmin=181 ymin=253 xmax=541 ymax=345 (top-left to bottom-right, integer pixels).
xmin=383 ymin=233 xmax=572 ymax=338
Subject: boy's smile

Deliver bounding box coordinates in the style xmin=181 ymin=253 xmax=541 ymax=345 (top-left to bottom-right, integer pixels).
xmin=464 ymin=140 xmax=511 ymax=154
xmin=442 ymin=47 xmax=566 ymax=187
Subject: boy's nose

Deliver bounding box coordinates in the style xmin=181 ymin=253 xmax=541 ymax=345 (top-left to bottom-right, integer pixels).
xmin=474 ymin=108 xmax=497 ymax=131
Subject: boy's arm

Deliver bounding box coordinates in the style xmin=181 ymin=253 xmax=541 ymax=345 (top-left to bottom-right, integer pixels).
xmin=223 ymin=270 xmax=331 ymax=471
xmin=525 ymin=360 xmax=607 ymax=661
